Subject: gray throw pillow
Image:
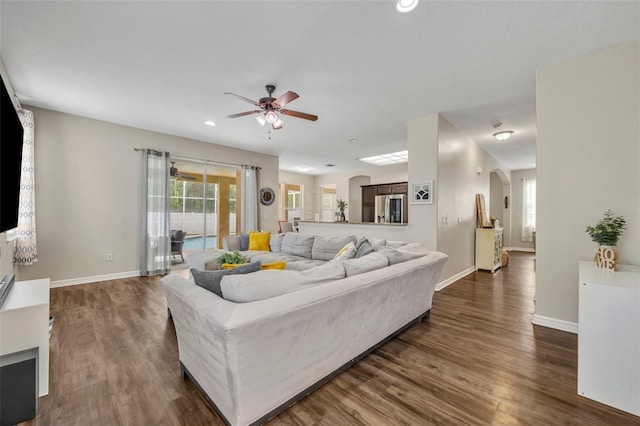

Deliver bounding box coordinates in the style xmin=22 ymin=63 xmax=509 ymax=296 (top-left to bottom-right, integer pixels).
xmin=355 ymin=240 xmax=375 ymax=258
xmin=191 ymin=262 xmax=261 ymax=297
xmin=355 ymin=237 xmax=369 ymax=250
xmin=239 ymin=233 xmax=250 ymax=251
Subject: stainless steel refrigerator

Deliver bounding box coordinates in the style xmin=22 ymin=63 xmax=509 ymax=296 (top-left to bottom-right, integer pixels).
xmin=374 ymin=194 xmax=407 ymax=224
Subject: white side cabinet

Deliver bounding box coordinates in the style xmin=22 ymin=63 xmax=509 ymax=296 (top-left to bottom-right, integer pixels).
xmin=475 ymin=228 xmax=502 ymax=272
xmin=0 ymin=278 xmax=50 ymax=396
xmin=578 ymin=261 xmax=639 ymax=417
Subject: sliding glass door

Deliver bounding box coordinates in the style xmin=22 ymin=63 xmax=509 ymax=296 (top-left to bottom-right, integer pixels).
xmin=169 ymin=159 xmax=240 ymax=253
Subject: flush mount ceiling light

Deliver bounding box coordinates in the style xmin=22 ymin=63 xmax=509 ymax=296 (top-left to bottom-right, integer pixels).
xmin=358 ymin=150 xmax=408 ymax=166
xmin=204 ymin=120 xmax=216 ymax=126
xmin=492 ymin=122 xmax=513 ymax=141
xmin=493 ymin=130 xmax=514 ymax=141
xmin=296 ymin=166 xmax=312 ymax=172
xmin=396 ymin=0 xmax=419 ymax=13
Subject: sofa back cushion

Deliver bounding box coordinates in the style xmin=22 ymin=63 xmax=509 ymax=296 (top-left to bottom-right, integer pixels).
xmin=269 ymin=233 xmax=285 ymax=252
xmin=311 ymin=235 xmax=357 ymax=261
xmin=190 ymin=262 xmax=261 ymax=297
xmin=341 ymin=252 xmax=389 ymax=277
xmin=221 ymin=260 xmax=345 ymax=303
xmin=281 ymin=233 xmax=315 ymax=258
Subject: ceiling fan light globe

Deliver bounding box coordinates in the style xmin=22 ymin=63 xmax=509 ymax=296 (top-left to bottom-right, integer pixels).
xmin=256 ymin=116 xmax=266 ymax=126
xmin=265 ymin=110 xmax=278 ymax=124
xmin=273 ymin=118 xmax=283 ymax=129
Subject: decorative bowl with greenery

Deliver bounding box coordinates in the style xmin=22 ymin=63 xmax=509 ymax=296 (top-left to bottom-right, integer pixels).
xmin=216 ymin=250 xmax=248 ymax=268
xmin=585 ymin=210 xmax=627 ymax=246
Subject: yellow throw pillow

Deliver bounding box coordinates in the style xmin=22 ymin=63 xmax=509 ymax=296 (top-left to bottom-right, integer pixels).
xmin=221 ymin=263 xmax=249 ymax=270
xmin=334 ymin=242 xmax=357 ymax=260
xmin=248 ymin=231 xmax=271 ymax=251
xmin=260 ymin=261 xmax=286 ymax=270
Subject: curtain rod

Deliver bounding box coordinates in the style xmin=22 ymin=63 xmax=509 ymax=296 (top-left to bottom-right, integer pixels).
xmin=133 ymin=148 xmax=260 ymax=170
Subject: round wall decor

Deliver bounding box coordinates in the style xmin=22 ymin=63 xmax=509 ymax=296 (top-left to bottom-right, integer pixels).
xmin=259 ymin=187 xmax=276 ymax=206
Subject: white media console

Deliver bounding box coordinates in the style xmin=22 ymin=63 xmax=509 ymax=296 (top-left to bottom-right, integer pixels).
xmin=0 ymin=278 xmax=50 ymax=396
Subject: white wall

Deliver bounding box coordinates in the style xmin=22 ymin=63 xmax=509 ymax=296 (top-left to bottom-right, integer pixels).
xmin=407 ymin=115 xmax=439 ymax=251
xmin=536 ymin=40 xmax=639 ymax=327
xmin=509 ymin=168 xmax=536 ymax=251
xmin=348 ymin=175 xmax=371 ymax=223
xmin=436 ymin=115 xmax=511 ymax=280
xmin=17 ymin=107 xmax=279 ymax=284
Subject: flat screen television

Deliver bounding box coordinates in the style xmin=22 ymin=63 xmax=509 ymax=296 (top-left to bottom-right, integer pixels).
xmin=0 ymin=74 xmax=24 ymax=233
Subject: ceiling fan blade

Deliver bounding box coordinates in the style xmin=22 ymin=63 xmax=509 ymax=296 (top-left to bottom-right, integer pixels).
xmin=179 ymin=173 xmax=196 ymax=181
xmin=224 ymin=92 xmax=260 ymax=106
xmin=280 ymin=109 xmax=318 ymax=121
xmin=227 ymin=110 xmax=262 ymax=119
xmin=272 ymin=91 xmax=299 ymax=108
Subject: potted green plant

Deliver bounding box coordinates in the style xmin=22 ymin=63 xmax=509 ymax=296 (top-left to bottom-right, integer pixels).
xmin=216 ymin=250 xmax=248 ymax=269
xmin=336 ymin=199 xmax=348 ymax=221
xmin=585 ymin=210 xmax=626 ymax=270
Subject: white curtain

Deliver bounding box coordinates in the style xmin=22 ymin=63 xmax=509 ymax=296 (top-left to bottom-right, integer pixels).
xmin=241 ymin=165 xmax=259 ymax=232
xmin=13 ymin=109 xmax=38 ymax=265
xmin=522 ymin=178 xmax=536 ymax=242
xmin=140 ymin=149 xmax=171 ymax=276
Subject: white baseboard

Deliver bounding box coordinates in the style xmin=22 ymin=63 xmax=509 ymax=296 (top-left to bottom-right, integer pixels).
xmin=504 ymin=247 xmax=535 ymax=253
xmin=50 ymin=270 xmax=140 ymax=288
xmin=531 ymin=314 xmax=578 ymax=334
xmin=436 ymin=266 xmax=476 ymax=291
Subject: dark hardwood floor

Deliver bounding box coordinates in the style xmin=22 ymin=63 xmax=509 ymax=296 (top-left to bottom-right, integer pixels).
xmin=23 ymin=252 xmax=639 ymax=425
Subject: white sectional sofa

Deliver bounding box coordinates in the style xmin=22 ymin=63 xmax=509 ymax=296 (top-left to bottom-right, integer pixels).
xmin=162 ymin=235 xmax=447 ymax=425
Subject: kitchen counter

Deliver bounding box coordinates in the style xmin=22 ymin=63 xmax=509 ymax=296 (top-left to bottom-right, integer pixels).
xmin=298 ymin=220 xmax=408 ymax=227
xmin=297 ymin=221 xmax=413 ymax=243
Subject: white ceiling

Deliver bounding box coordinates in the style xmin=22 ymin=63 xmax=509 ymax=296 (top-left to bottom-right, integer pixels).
xmin=1 ymin=1 xmax=638 ymax=174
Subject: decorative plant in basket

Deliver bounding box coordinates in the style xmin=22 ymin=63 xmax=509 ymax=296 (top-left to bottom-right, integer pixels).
xmin=216 ymin=250 xmax=248 ymax=269
xmin=585 ymin=210 xmax=626 ymax=270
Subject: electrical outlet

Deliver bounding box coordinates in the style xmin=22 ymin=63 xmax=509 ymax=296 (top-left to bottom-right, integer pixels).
xmin=105 ymin=253 xmax=113 ymax=262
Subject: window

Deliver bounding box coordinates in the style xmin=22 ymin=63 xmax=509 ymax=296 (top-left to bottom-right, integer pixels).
xmin=522 ymin=178 xmax=536 ymax=242
xmin=320 ymin=185 xmax=336 ymax=222
xmin=279 ymin=183 xmax=302 ymax=221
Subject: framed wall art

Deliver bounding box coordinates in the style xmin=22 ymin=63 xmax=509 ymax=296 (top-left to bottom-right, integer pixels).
xmin=411 ymin=181 xmax=433 ymax=204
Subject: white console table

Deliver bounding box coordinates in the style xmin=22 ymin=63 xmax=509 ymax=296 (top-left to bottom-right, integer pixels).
xmin=0 ymin=278 xmax=50 ymax=396
xmin=578 ymin=261 xmax=639 ymax=417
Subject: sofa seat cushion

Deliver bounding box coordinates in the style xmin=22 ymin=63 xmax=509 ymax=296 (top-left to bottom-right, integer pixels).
xmin=311 ymin=235 xmax=357 ymax=261
xmin=281 ymin=233 xmax=315 ymax=258
xmin=220 ymin=260 xmax=345 ymax=302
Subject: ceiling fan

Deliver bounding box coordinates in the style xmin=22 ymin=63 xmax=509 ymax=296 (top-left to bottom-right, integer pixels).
xmin=225 ymin=84 xmax=318 ymax=130
xmin=170 ymin=162 xmax=196 ymax=181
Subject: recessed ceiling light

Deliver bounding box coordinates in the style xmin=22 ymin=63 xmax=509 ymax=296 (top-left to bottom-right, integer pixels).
xmin=396 ymin=0 xmax=419 ymax=13
xmin=349 ymin=138 xmax=358 ymax=143
xmin=204 ymin=120 xmax=216 ymax=126
xmin=358 ymin=150 xmax=408 ymax=166
xmin=296 ymin=166 xmax=312 ymax=172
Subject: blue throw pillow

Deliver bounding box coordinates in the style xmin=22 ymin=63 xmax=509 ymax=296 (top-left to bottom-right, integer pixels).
xmin=191 ymin=262 xmax=261 ymax=298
